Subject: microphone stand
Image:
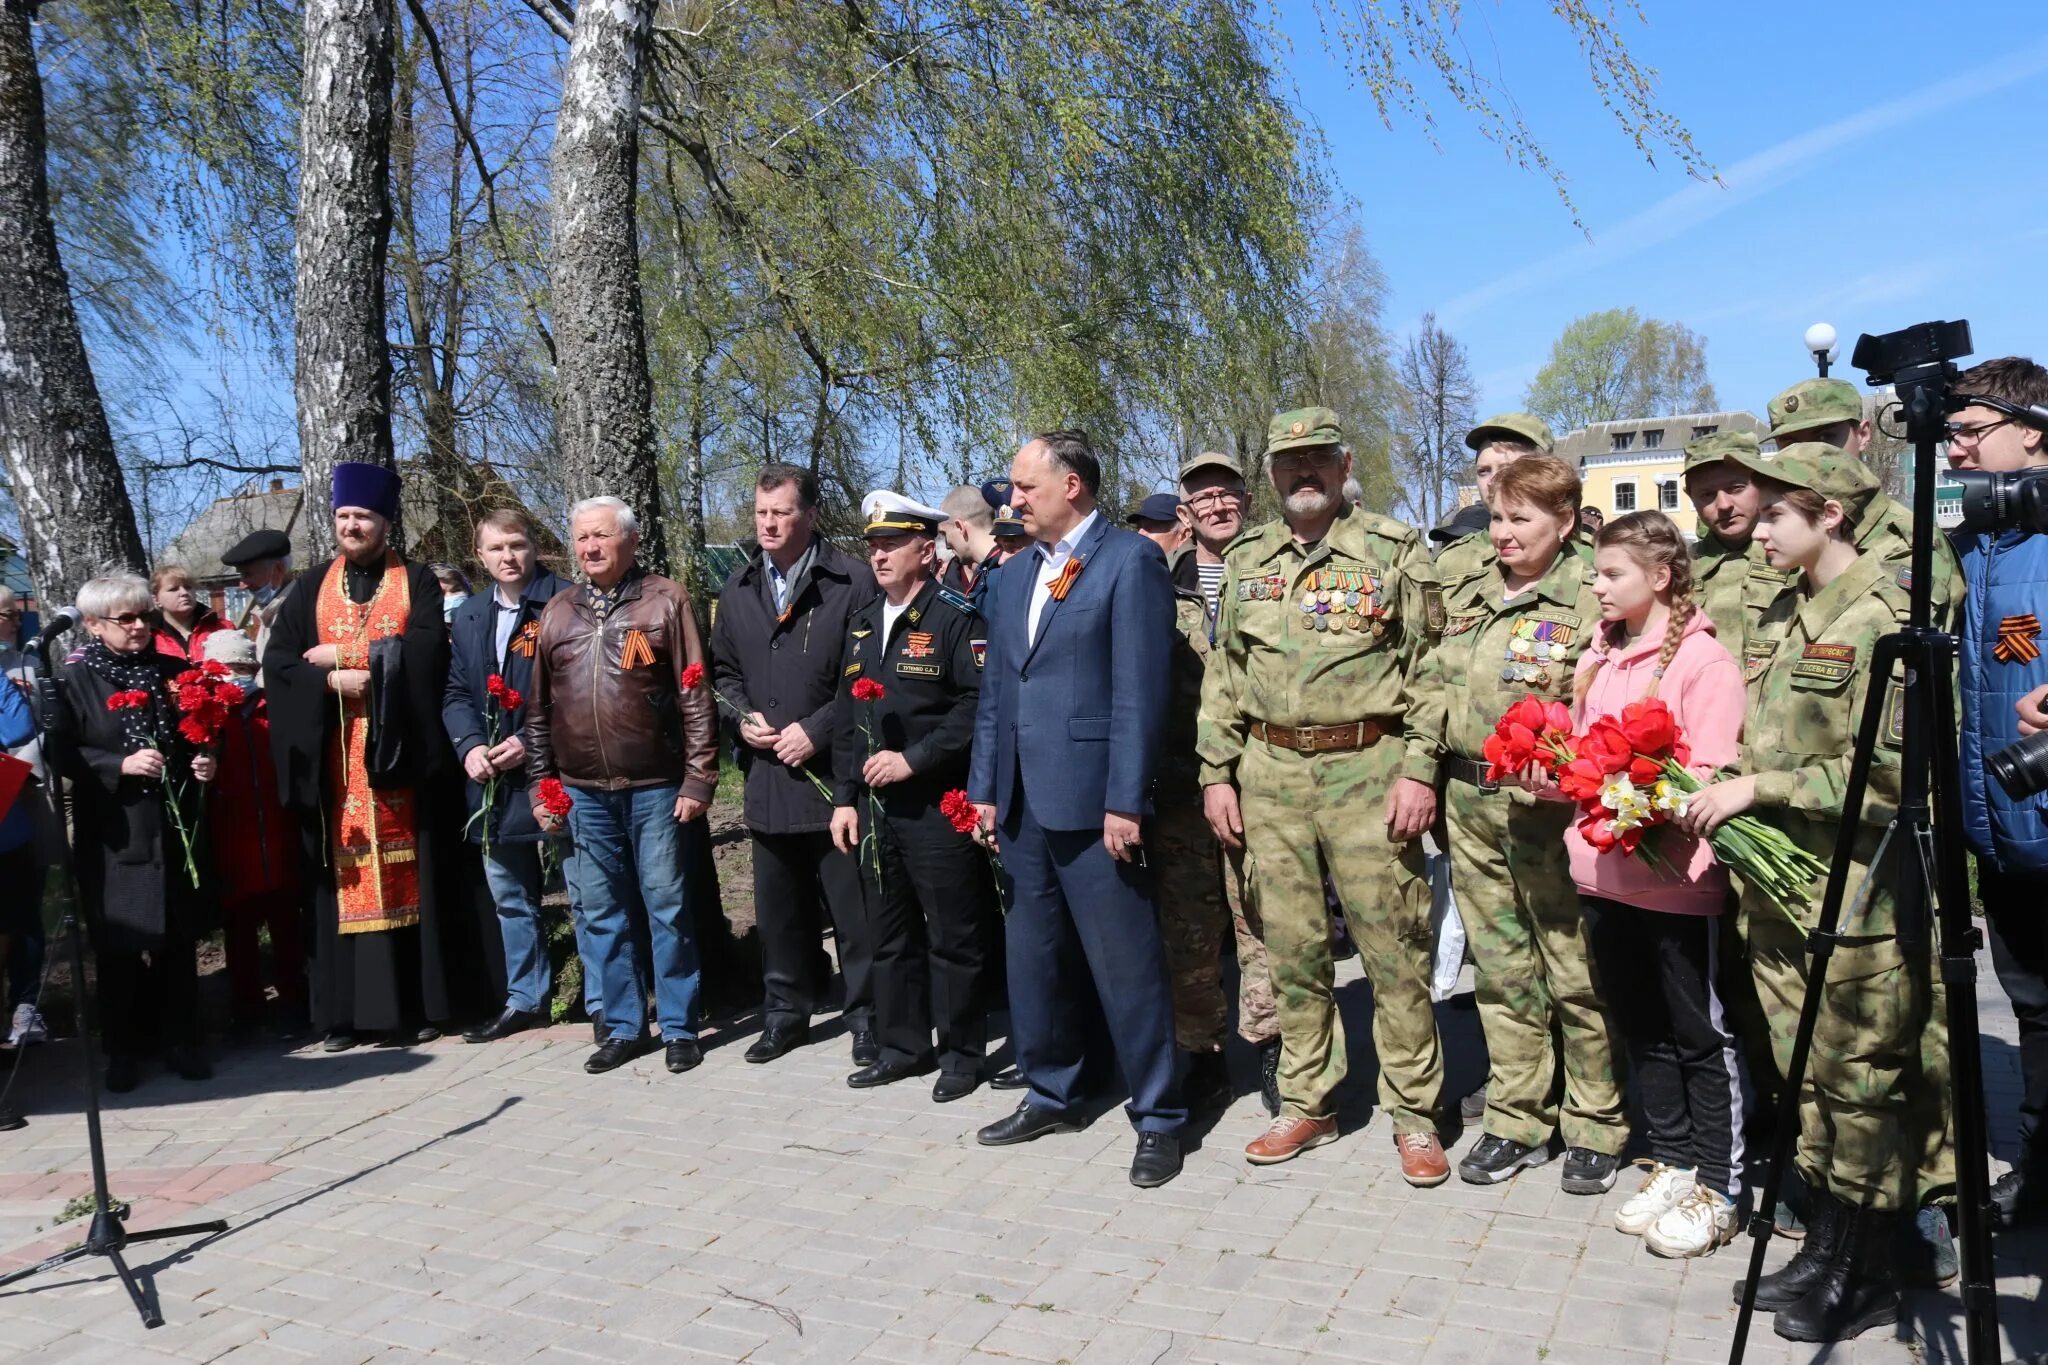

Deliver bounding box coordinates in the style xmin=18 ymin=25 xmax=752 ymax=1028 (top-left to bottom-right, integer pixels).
xmin=0 ymin=617 xmax=227 ymax=1327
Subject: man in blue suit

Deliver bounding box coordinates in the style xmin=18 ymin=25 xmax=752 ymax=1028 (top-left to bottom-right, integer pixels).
xmin=968 ymin=429 xmax=1187 ymax=1187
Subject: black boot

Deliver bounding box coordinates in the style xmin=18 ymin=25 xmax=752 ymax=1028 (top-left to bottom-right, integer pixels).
xmin=1185 ymin=1050 xmax=1231 ymax=1114
xmin=1257 ymin=1037 xmax=1281 ymax=1118
xmin=1774 ymin=1202 xmax=1901 ymax=1343
xmin=1737 ymin=1186 xmax=1842 ymax=1310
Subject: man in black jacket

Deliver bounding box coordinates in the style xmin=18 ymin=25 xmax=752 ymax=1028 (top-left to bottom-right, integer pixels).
xmin=830 ymin=492 xmax=997 ymax=1101
xmin=442 ymin=509 xmax=579 ymax=1044
xmin=712 ymin=464 xmax=880 ymax=1064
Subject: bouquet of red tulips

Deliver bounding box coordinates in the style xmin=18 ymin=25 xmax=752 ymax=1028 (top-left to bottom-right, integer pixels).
xmin=1483 ymin=695 xmax=1828 ymax=919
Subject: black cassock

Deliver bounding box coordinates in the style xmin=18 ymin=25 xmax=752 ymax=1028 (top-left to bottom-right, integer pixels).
xmin=264 ymin=553 xmax=494 ymax=1034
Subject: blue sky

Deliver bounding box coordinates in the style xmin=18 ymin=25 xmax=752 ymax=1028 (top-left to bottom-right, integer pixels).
xmin=1275 ymin=0 xmax=2048 ymax=419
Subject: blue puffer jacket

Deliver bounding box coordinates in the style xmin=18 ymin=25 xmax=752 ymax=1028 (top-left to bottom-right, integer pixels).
xmin=1960 ymin=528 xmax=2048 ymax=874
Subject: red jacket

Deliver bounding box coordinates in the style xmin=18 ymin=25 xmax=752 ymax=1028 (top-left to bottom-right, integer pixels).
xmin=208 ymin=688 xmax=298 ymax=901
xmin=153 ymin=610 xmax=228 ymax=665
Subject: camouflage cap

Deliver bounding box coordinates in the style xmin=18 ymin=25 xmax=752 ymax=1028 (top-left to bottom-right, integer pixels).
xmin=1264 ymin=407 xmax=1344 ymax=458
xmin=1464 ymin=412 xmax=1555 ymax=454
xmin=1727 ymin=440 xmax=1880 ymax=522
xmin=1682 ymin=429 xmax=1761 ymax=476
xmin=1768 ymin=378 xmax=1864 ymax=442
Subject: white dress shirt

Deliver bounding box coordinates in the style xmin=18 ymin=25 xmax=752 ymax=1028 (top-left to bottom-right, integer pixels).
xmin=1028 ymin=508 xmax=1100 ymax=646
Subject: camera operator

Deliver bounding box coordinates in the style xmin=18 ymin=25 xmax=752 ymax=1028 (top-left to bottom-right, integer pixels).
xmin=1948 ymin=355 xmax=2048 ymax=1227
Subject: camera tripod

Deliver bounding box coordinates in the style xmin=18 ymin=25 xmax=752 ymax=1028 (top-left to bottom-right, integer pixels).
xmin=0 ymin=620 xmax=226 ymax=1327
xmin=1729 ymin=327 xmax=1998 ymax=1362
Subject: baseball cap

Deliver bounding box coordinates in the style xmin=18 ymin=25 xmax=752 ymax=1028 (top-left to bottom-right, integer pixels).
xmin=1125 ymin=493 xmax=1182 ymax=526
xmin=1727 ymin=440 xmax=1880 ymax=523
xmin=1768 ymin=379 xmax=1864 ymax=443
xmin=1682 ymin=429 xmax=1762 ymax=476
xmin=1465 ymin=412 xmax=1555 ymax=454
xmin=1263 ymin=407 xmax=1343 ymax=458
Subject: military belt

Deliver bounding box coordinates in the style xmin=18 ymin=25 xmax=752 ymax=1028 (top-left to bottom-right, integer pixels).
xmin=1440 ymin=754 xmax=1501 ymax=794
xmin=1248 ymin=718 xmax=1397 ymax=754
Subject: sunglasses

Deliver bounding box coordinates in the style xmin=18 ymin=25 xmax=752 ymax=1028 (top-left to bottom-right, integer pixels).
xmin=96 ymin=612 xmax=151 ymax=627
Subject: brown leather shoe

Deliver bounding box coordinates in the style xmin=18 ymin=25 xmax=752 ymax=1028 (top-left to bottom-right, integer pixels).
xmin=1395 ymin=1130 xmax=1451 ymax=1187
xmin=1244 ymin=1115 xmax=1338 ymax=1165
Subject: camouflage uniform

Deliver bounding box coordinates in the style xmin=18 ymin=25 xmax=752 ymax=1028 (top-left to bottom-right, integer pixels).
xmin=1415 ymin=536 xmax=1628 ymax=1155
xmin=1197 ymin=428 xmax=1445 ymax=1132
xmin=1154 ymin=542 xmax=1275 ymax=1050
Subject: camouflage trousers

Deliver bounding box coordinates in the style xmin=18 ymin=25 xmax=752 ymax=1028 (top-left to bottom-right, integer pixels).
xmin=1741 ymin=890 xmax=1951 ymax=1212
xmin=1149 ymin=802 xmax=1277 ymax=1050
xmin=1237 ymin=739 xmax=1442 ymax=1131
xmin=1444 ymin=779 xmax=1627 ymax=1154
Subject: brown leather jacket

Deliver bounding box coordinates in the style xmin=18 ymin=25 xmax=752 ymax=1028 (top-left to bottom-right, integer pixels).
xmin=525 ymin=570 xmax=718 ymax=802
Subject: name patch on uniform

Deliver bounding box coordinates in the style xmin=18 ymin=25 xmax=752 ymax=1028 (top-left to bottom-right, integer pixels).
xmin=970 ymin=639 xmax=987 ymax=669
xmin=1801 ymin=643 xmax=1857 ymax=664
xmin=1791 ymin=642 xmax=1854 ymax=684
xmin=894 ymin=662 xmax=942 ymax=678
xmin=844 ymin=663 xmax=862 ymax=676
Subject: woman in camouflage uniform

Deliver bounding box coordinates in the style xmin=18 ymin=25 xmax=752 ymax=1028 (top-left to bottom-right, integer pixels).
xmin=1679 ymin=443 xmax=1924 ymax=1344
xmin=1416 ymin=455 xmax=1628 ymax=1193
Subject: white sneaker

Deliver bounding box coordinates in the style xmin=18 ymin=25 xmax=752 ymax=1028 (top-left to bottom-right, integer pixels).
xmin=1614 ymin=1162 xmax=1696 ymax=1236
xmin=1645 ymin=1185 xmax=1736 ymax=1258
xmin=7 ymin=1003 xmax=46 ymax=1047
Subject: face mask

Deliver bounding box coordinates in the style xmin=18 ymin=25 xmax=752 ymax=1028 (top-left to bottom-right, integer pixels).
xmin=251 ymin=584 xmax=279 ymax=608
xmin=442 ymin=593 xmax=468 ymax=620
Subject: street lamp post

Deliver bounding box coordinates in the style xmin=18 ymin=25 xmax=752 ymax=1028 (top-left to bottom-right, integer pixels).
xmin=1804 ymin=322 xmax=1840 ymax=379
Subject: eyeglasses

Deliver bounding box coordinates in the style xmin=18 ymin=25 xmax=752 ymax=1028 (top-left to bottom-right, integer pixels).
xmin=0 ymin=609 xmax=20 ymax=620
xmin=1271 ymin=451 xmax=1342 ymax=473
xmin=1183 ymin=489 xmax=1244 ymax=509
xmin=97 ymin=612 xmax=150 ymax=627
xmin=1947 ymin=417 xmax=2015 ymax=446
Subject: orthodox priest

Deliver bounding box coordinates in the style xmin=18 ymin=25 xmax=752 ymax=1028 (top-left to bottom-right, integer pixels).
xmin=264 ymin=462 xmax=458 ymax=1049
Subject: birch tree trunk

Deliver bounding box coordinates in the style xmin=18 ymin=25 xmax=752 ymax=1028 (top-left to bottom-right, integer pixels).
xmin=0 ymin=0 xmax=146 ymax=607
xmin=296 ymin=0 xmax=397 ymax=563
xmin=551 ymin=0 xmax=666 ymax=572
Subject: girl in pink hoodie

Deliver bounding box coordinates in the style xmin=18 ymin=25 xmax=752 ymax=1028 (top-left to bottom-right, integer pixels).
xmin=1536 ymin=510 xmax=1748 ymax=1259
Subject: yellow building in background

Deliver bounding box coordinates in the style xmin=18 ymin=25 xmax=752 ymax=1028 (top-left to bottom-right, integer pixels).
xmin=1558 ymin=410 xmax=1767 ymax=539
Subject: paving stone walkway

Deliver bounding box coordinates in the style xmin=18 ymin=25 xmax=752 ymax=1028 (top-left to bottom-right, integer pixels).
xmin=1 ymin=942 xmax=2043 ymax=1364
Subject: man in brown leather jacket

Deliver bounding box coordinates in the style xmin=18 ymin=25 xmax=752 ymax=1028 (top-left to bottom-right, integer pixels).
xmin=528 ymin=496 xmax=718 ymax=1077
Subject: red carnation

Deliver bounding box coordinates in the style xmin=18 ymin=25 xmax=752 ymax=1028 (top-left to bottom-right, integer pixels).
xmin=851 ymin=677 xmax=886 ymax=703
xmin=499 ymin=687 xmax=523 ymax=711
xmin=680 ymin=662 xmax=705 ymax=690
xmin=940 ymin=789 xmax=979 ymax=835
xmin=107 ymin=690 xmax=143 ymax=712
xmin=200 ymin=659 xmax=231 ymax=679
xmin=537 ymin=776 xmax=573 ymax=818
xmin=486 ymin=674 xmax=507 ymax=700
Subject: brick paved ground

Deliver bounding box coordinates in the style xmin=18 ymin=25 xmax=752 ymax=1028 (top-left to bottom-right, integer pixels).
xmin=1 ymin=942 xmax=2042 ymax=1364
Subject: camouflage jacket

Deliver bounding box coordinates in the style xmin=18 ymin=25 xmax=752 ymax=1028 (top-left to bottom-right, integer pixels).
xmin=1432 ymin=530 xmax=1492 ymax=582
xmin=1858 ymin=491 xmax=1965 ymax=632
xmin=1414 ymin=538 xmax=1601 ymax=765
xmin=1159 ymin=544 xmax=1224 ymax=804
xmin=1196 ymin=506 xmax=1442 ymax=787
xmin=1741 ymin=551 xmax=1910 ymax=872
xmin=1691 ymin=532 xmax=1792 ymax=666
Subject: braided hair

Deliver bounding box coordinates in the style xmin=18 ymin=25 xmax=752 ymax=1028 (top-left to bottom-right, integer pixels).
xmin=1574 ymin=510 xmax=1696 ymax=709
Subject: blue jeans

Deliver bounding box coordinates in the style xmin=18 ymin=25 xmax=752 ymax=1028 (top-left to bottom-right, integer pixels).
xmin=481 ymin=842 xmax=552 ymax=1013
xmin=565 ymin=784 xmax=701 ymax=1042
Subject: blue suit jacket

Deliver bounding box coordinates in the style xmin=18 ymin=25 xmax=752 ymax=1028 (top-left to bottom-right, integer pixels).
xmin=441 ymin=568 xmax=572 ymax=844
xmin=968 ymin=514 xmax=1173 ymax=831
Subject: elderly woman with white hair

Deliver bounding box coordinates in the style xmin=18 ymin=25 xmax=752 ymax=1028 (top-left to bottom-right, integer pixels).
xmin=58 ymin=572 xmax=219 ymax=1093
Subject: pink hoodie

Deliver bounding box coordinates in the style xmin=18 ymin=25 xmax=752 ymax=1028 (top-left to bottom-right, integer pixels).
xmin=1565 ymin=608 xmax=1744 ymax=915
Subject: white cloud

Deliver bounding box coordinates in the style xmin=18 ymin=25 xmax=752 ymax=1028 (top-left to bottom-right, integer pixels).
xmin=1436 ymin=38 xmax=2048 ymax=326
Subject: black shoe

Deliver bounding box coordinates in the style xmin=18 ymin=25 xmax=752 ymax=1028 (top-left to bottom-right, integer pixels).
xmin=850 ymin=1029 xmax=880 ymax=1066
xmin=1994 ymin=1165 xmax=2048 ymax=1229
xmin=665 ymin=1039 xmax=703 ymax=1074
xmin=463 ymin=1007 xmax=541 ymax=1045
xmin=1457 ymin=1134 xmax=1553 ymax=1185
xmin=165 ymin=1045 xmax=212 ymax=1082
xmin=1560 ymin=1147 xmax=1622 ymax=1195
xmin=1185 ymin=1050 xmax=1231 ymax=1115
xmin=104 ymin=1055 xmax=141 ymax=1094
xmin=990 ymin=1065 xmax=1027 ymax=1091
xmin=1739 ymin=1188 xmax=1844 ymax=1310
xmin=1257 ymin=1038 xmax=1281 ymax=1118
xmin=591 ymin=1017 xmax=606 ymax=1047
xmin=932 ymin=1071 xmax=979 ymax=1103
xmin=1130 ymin=1132 xmax=1182 ymax=1188
xmin=848 ymin=1055 xmax=934 ymax=1089
xmin=1459 ymin=1085 xmax=1487 ymax=1123
xmin=585 ymin=1037 xmax=644 ymax=1074
xmin=1774 ymin=1202 xmax=1901 ymax=1343
xmin=976 ymin=1100 xmax=1083 ymax=1147
xmin=322 ymin=1030 xmax=358 ymax=1053
xmin=745 ymin=1023 xmax=810 ymax=1064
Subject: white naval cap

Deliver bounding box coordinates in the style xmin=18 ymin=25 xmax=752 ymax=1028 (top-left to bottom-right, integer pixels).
xmin=861 ymin=489 xmax=948 ymax=536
